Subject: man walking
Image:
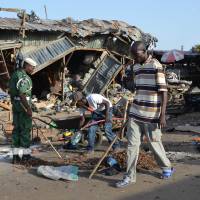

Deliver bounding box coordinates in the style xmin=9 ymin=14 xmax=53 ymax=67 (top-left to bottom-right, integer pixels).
xmin=9 ymin=57 xmax=37 ymax=164
xmin=116 ymin=41 xmax=173 ymax=188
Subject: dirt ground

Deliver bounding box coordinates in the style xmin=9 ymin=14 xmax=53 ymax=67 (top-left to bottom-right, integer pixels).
xmin=0 ymin=129 xmax=200 ymax=200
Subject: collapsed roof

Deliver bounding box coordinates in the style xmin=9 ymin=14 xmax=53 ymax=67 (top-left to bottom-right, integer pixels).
xmin=0 ymin=15 xmax=158 ymax=95
xmin=0 ymin=17 xmax=157 ymax=47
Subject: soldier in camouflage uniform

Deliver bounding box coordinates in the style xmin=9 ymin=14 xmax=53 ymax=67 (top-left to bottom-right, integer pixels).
xmin=9 ymin=58 xmax=37 ymax=164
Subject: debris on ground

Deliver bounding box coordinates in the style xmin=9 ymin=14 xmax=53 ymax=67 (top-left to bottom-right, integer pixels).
xmin=166 ymin=71 xmax=192 ymax=114
xmin=112 ymin=150 xmax=158 ymax=170
xmin=166 ymin=151 xmax=200 ymax=161
xmin=8 ymin=149 xmax=159 ymax=172
xmin=107 ymin=84 xmax=134 ymax=104
xmin=0 ymin=90 xmax=11 ymax=111
xmin=175 ymin=125 xmax=200 ymax=133
xmin=166 ymin=112 xmax=200 ymax=131
xmin=11 ymin=155 xmax=101 ymax=170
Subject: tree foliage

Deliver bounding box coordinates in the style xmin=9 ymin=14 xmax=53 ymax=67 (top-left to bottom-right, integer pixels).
xmin=192 ymin=44 xmax=200 ymax=53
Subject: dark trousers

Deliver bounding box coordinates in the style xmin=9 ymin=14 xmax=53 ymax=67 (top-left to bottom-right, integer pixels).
xmin=87 ymin=108 xmax=120 ymax=150
xmin=12 ymin=110 xmax=32 ymax=148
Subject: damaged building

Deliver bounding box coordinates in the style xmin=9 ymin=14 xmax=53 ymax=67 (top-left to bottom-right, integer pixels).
xmin=0 ymin=14 xmax=157 ymax=101
xmin=1 ymin=11 xmax=200 ymax=115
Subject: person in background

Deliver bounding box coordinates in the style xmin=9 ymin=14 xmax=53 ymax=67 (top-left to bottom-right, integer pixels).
xmin=70 ymin=74 xmax=83 ymax=91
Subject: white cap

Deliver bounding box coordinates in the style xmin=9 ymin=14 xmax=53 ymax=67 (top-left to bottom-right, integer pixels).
xmin=24 ymin=57 xmax=37 ymax=67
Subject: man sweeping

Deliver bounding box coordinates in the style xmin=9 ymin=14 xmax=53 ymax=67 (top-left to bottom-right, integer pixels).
xmin=72 ymin=92 xmax=120 ymax=154
xmin=9 ymin=57 xmax=37 ymax=164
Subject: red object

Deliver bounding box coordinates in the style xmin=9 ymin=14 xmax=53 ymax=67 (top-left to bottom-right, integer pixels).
xmin=161 ymin=50 xmax=184 ymax=63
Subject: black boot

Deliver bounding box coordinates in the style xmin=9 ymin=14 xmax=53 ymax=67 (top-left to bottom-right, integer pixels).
xmin=12 ymin=155 xmax=21 ymax=164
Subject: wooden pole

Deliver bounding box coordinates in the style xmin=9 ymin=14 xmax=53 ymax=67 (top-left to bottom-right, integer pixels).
xmin=20 ymin=104 xmax=62 ymax=159
xmin=22 ymin=10 xmax=26 ymax=38
xmin=62 ymin=57 xmax=65 ymax=101
xmin=33 ymin=119 xmax=63 ymax=159
xmin=44 ymin=5 xmax=48 ymax=19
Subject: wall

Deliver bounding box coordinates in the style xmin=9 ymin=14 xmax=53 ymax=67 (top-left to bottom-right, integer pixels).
xmin=0 ymin=30 xmax=63 ymax=53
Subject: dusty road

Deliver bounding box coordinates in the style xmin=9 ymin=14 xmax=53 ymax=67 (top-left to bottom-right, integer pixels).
xmin=0 ymin=128 xmax=200 ymax=200
xmin=0 ymin=158 xmax=200 ymax=200
xmin=0 ymin=109 xmax=200 ymax=200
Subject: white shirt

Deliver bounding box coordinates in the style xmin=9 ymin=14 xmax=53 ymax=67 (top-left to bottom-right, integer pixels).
xmin=86 ymin=94 xmax=112 ymax=111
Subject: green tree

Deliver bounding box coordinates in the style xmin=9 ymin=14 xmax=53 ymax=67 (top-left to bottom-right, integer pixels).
xmin=192 ymin=44 xmax=200 ymax=53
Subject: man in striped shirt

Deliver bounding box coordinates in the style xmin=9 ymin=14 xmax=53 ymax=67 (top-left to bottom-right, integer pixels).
xmin=116 ymin=41 xmax=173 ymax=188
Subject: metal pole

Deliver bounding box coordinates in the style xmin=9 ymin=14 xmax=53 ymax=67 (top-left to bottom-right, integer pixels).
xmin=44 ymin=5 xmax=48 ymax=20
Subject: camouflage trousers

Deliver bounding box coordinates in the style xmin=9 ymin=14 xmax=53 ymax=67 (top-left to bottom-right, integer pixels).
xmin=12 ymin=110 xmax=32 ymax=148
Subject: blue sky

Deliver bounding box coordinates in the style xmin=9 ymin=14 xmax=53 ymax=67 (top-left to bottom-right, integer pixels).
xmin=0 ymin=0 xmax=199 ymax=50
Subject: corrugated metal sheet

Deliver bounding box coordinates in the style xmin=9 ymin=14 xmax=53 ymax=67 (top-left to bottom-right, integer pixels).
xmin=0 ymin=41 xmax=22 ymax=50
xmin=86 ymin=36 xmax=105 ymax=49
xmin=23 ymin=37 xmax=75 ymax=74
xmin=0 ymin=30 xmax=61 ymax=50
xmin=0 ymin=18 xmax=68 ymax=32
xmin=83 ymin=53 xmax=122 ymax=94
xmin=0 ymin=18 xmax=157 ymax=45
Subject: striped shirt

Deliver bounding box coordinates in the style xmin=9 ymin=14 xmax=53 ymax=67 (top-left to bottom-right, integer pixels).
xmin=129 ymin=55 xmax=167 ymax=123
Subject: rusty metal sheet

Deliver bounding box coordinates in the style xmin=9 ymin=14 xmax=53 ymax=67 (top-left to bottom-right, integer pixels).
xmin=83 ymin=53 xmax=122 ymax=94
xmin=0 ymin=17 xmax=157 ymax=46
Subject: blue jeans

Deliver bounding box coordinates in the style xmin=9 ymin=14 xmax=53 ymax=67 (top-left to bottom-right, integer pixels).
xmin=87 ymin=108 xmax=120 ymax=151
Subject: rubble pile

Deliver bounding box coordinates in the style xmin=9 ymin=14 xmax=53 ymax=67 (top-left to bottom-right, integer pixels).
xmin=17 ymin=150 xmax=158 ymax=171
xmin=33 ymin=94 xmax=77 ymax=115
xmin=33 ymin=95 xmax=57 ymax=111
xmin=65 ymin=156 xmax=101 ymax=170
xmin=0 ymin=90 xmax=10 ymax=111
xmin=16 ymin=155 xmax=101 ymax=170
xmin=107 ymin=84 xmax=134 ymax=105
xmin=166 ymin=72 xmax=192 ymax=106
xmin=112 ymin=150 xmax=158 ymax=170
xmin=167 ymin=84 xmax=190 ymax=106
xmin=18 ymin=158 xmax=66 ymax=168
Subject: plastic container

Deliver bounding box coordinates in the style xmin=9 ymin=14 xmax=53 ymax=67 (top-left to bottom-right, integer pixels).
xmin=106 ymin=156 xmax=118 ymax=167
xmin=71 ymin=131 xmax=82 ymax=145
xmin=63 ymin=131 xmax=73 ymax=137
xmin=55 ymin=104 xmax=61 ymax=112
xmin=49 ymin=121 xmax=58 ymax=129
xmin=162 ymin=168 xmax=174 ymax=178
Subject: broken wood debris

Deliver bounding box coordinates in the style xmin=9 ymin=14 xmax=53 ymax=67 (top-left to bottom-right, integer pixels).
xmin=15 ymin=150 xmax=158 ymax=171
xmin=112 ymin=150 xmax=158 ymax=170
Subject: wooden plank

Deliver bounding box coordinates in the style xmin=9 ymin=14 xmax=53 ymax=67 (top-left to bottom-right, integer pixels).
xmin=0 ymin=72 xmax=9 ymax=76
xmin=0 ymin=49 xmax=10 ymax=78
